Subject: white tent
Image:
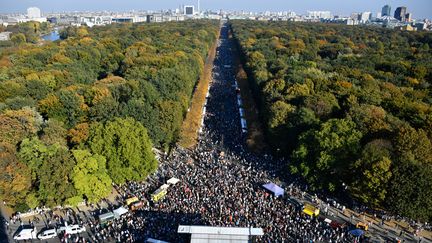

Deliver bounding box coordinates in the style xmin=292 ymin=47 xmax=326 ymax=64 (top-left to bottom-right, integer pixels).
xmin=167 ymin=177 xmax=180 ymax=185
xmin=160 ymin=184 xmax=170 ymax=190
xmin=113 ymin=206 xmax=128 ymax=219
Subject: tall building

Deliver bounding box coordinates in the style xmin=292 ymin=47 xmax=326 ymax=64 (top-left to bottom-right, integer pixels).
xmin=197 ymin=0 xmax=200 ymax=13
xmin=184 ymin=5 xmax=195 ymax=15
xmin=382 ymin=5 xmax=391 ymax=17
xmin=27 ymin=7 xmax=41 ymax=19
xmin=360 ymin=12 xmax=371 ymax=23
xmin=405 ymin=13 xmax=412 ymax=22
xmin=394 ymin=6 xmax=407 ymax=21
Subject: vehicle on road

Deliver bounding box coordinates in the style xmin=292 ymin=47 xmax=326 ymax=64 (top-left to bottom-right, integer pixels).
xmin=131 ymin=200 xmax=144 ymax=211
xmin=125 ymin=196 xmax=139 ymax=206
xmin=98 ymin=212 xmax=115 ymax=225
xmin=38 ymin=228 xmax=57 ymax=240
xmin=13 ymin=227 xmax=37 ymax=240
xmin=303 ymin=203 xmax=320 ymax=217
xmin=58 ymin=225 xmax=86 ymax=235
xmin=356 ymin=222 xmax=369 ymax=231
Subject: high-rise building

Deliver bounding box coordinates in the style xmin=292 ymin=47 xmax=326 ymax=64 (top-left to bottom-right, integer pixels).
xmin=405 ymin=13 xmax=412 ymax=22
xmin=360 ymin=12 xmax=372 ymax=23
xmin=382 ymin=5 xmax=391 ymax=17
xmin=394 ymin=6 xmax=407 ymax=21
xmin=184 ymin=5 xmax=194 ymax=15
xmin=27 ymin=7 xmax=41 ymax=19
xmin=197 ymin=0 xmax=200 ymax=14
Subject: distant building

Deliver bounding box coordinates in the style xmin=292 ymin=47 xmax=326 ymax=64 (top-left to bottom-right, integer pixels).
xmin=111 ymin=17 xmax=134 ymax=23
xmin=405 ymin=13 xmax=412 ymax=22
xmin=399 ymin=24 xmax=415 ymax=31
xmin=382 ymin=5 xmax=391 ymax=17
xmin=359 ymin=12 xmax=371 ymax=23
xmin=27 ymin=7 xmax=41 ymax=19
xmin=307 ymin=11 xmax=332 ymax=19
xmin=0 ymin=32 xmax=12 ymax=41
xmin=184 ymin=6 xmax=195 ymax=16
xmin=394 ymin=6 xmax=407 ymax=21
xmin=415 ymin=22 xmax=427 ymax=31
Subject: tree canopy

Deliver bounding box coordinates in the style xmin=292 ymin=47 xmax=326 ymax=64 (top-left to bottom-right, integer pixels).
xmin=232 ymin=20 xmax=432 ymax=221
xmin=0 ymin=20 xmax=218 ymax=210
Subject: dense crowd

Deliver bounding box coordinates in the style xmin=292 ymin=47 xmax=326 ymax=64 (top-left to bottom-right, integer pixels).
xmin=6 ymin=23 xmax=364 ymax=243
xmin=112 ymin=24 xmax=356 ymax=242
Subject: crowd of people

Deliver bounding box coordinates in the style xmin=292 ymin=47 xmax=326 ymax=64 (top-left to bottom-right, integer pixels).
xmin=5 ymin=23 xmax=375 ymax=243
xmin=112 ymin=23 xmax=357 ymax=242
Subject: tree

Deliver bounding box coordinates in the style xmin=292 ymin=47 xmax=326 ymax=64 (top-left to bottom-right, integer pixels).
xmin=156 ymin=101 xmax=184 ymax=149
xmin=40 ymin=119 xmax=67 ymax=146
xmin=71 ymin=150 xmax=112 ymax=203
xmin=349 ymin=105 xmax=390 ymax=134
xmin=0 ymin=143 xmax=32 ymax=207
xmin=388 ymin=160 xmax=432 ymax=221
xmin=88 ymin=118 xmax=157 ymax=184
xmin=292 ymin=118 xmax=363 ymax=191
xmin=351 ymin=139 xmax=393 ymax=207
xmin=11 ymin=33 xmax=26 ymax=45
xmin=269 ymin=100 xmax=294 ymax=126
xmin=0 ymin=107 xmax=43 ymax=146
xmin=68 ymin=123 xmax=90 ymax=146
xmin=18 ymin=137 xmax=76 ymax=207
xmin=303 ymin=92 xmax=340 ymax=119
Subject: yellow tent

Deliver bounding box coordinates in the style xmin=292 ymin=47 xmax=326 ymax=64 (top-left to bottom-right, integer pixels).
xmin=125 ymin=196 xmax=139 ymax=206
xmin=303 ymin=204 xmax=320 ymax=217
xmin=151 ymin=188 xmax=167 ymax=202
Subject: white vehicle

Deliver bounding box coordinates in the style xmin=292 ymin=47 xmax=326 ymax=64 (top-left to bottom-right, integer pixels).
xmin=13 ymin=227 xmax=37 ymax=240
xmin=58 ymin=225 xmax=86 ymax=235
xmin=38 ymin=228 xmax=57 ymax=240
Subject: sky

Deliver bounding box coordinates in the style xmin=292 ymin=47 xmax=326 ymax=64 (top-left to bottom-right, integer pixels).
xmin=1 ymin=0 xmax=432 ymax=19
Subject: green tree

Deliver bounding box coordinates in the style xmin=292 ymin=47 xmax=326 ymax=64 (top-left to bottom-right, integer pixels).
xmin=19 ymin=137 xmax=76 ymax=207
xmin=40 ymin=119 xmax=67 ymax=146
xmin=292 ymin=118 xmax=363 ymax=191
xmin=351 ymin=139 xmax=393 ymax=207
xmin=10 ymin=33 xmax=26 ymax=45
xmin=88 ymin=118 xmax=157 ymax=184
xmin=71 ymin=150 xmax=112 ymax=203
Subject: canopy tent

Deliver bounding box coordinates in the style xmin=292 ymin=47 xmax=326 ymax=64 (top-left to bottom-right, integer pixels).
xmin=262 ymin=183 xmax=284 ymax=197
xmin=348 ymin=229 xmax=364 ymax=237
xmin=113 ymin=206 xmax=128 ymax=219
xmin=167 ymin=178 xmax=180 ymax=185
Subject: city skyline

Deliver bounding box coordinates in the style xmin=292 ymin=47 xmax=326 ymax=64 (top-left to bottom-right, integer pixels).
xmin=2 ymin=0 xmax=432 ymax=19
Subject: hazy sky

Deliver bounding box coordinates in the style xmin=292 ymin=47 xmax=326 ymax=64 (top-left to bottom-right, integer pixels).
xmin=1 ymin=0 xmax=432 ymax=19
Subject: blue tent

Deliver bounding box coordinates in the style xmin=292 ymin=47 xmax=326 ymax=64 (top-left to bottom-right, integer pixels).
xmin=262 ymin=183 xmax=284 ymax=197
xmin=348 ymin=229 xmax=364 ymax=237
